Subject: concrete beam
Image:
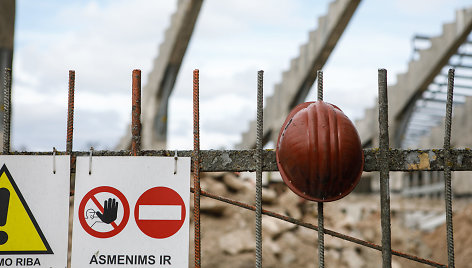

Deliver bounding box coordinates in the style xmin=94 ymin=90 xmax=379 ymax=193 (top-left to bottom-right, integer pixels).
xmin=356 ymin=7 xmax=472 ymax=147
xmin=118 ymin=0 xmax=203 ymax=149
xmin=238 ymin=0 xmax=361 ymax=149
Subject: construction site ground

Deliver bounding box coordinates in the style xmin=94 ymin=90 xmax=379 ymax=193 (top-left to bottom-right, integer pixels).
xmin=66 ymin=171 xmax=470 ymax=267
xmin=187 ymin=172 xmax=472 ymax=268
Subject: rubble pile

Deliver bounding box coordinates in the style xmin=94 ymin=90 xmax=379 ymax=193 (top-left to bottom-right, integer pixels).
xmin=423 ymin=204 xmax=472 ymax=267
xmin=189 ymin=172 xmax=468 ymax=268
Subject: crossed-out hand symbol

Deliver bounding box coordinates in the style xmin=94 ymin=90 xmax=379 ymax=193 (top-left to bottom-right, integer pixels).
xmin=96 ymin=198 xmax=118 ymax=224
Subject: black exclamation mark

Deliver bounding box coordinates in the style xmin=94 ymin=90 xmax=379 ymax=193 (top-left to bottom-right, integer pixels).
xmin=0 ymin=187 xmax=10 ymax=245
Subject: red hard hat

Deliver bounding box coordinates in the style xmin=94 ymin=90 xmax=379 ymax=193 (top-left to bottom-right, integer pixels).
xmin=276 ymin=101 xmax=364 ymax=202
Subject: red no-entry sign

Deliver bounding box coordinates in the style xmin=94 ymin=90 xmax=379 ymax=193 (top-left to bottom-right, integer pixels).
xmin=134 ymin=187 xmax=186 ymax=239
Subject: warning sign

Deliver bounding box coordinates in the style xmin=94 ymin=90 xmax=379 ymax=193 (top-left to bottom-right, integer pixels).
xmin=0 ymin=165 xmax=52 ymax=254
xmin=0 ymin=155 xmax=70 ymax=267
xmin=78 ymin=186 xmax=130 ymax=238
xmin=135 ymin=187 xmax=186 ymax=239
xmin=71 ymin=156 xmax=190 ymax=267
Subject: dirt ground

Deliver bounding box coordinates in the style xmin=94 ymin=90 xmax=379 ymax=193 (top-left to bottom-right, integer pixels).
xmin=188 ymin=172 xmax=472 ymax=268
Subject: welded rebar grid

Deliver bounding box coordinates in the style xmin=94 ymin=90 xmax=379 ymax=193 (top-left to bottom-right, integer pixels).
xmin=255 ymin=70 xmax=264 ymax=268
xmin=316 ymin=70 xmax=325 ymax=268
xmin=443 ymin=69 xmax=455 ymax=268
xmin=4 ymin=68 xmax=463 ymax=268
xmin=193 ymin=69 xmax=202 ymax=268
xmin=378 ymin=69 xmax=392 ymax=267
xmin=3 ymin=68 xmax=11 ymax=154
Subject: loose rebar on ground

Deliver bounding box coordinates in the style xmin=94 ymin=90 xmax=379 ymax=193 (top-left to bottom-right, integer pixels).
xmin=378 ymin=68 xmax=392 ymax=268
xmin=443 ymin=68 xmax=455 ymax=268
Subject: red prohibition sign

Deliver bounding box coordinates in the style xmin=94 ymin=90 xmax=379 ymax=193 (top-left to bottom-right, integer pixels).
xmin=134 ymin=187 xmax=186 ymax=239
xmin=78 ymin=186 xmax=130 ymax=238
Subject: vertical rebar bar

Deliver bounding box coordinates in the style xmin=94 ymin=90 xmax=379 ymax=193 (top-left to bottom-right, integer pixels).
xmin=378 ymin=68 xmax=392 ymax=268
xmin=316 ymin=70 xmax=325 ymax=268
xmin=193 ymin=69 xmax=201 ymax=268
xmin=443 ymin=68 xmax=455 ymax=268
xmin=317 ymin=70 xmax=323 ymax=102
xmin=3 ymin=68 xmax=11 ymax=154
xmin=317 ymin=202 xmax=324 ymax=266
xmin=66 ymin=70 xmax=75 ymax=268
xmin=255 ymin=70 xmax=264 ymax=268
xmin=131 ymin=69 xmax=141 ymax=156
xmin=66 ymin=70 xmax=75 ymax=154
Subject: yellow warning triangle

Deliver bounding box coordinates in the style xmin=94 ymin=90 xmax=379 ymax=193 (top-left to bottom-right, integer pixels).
xmin=0 ymin=165 xmax=53 ymax=254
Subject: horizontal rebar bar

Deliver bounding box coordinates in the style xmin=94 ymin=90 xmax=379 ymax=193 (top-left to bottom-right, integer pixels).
xmin=191 ymin=187 xmax=446 ymax=268
xmin=7 ymin=149 xmax=472 ymax=172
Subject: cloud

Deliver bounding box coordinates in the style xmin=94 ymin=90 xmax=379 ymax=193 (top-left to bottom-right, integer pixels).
xmin=13 ymin=0 xmax=177 ymax=150
xmin=73 ymin=110 xmax=126 ymax=150
xmin=12 ymin=98 xmax=66 ymax=151
xmin=15 ymin=0 xmax=176 ymax=94
xmin=393 ymin=0 xmax=469 ymax=15
xmin=13 ymin=0 xmax=472 ymax=151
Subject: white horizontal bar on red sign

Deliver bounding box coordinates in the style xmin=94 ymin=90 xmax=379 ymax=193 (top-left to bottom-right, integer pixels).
xmin=138 ymin=205 xmax=182 ymax=220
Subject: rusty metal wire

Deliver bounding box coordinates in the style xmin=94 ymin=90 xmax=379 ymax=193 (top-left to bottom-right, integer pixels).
xmin=317 ymin=70 xmax=325 ymax=268
xmin=190 ymin=187 xmax=446 ymax=268
xmin=3 ymin=68 xmax=11 ymax=154
xmin=378 ymin=69 xmax=392 ymax=267
xmin=193 ymin=69 xmax=201 ymax=268
xmin=66 ymin=70 xmax=75 ymax=154
xmin=131 ymin=69 xmax=142 ymax=156
xmin=255 ymin=70 xmax=263 ymax=268
xmin=443 ymin=68 xmax=455 ymax=268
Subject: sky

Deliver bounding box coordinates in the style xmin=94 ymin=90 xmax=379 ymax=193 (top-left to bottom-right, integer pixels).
xmin=11 ymin=0 xmax=472 ymax=151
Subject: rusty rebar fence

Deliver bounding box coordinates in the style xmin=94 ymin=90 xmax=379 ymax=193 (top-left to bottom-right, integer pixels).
xmin=2 ymin=68 xmax=465 ymax=268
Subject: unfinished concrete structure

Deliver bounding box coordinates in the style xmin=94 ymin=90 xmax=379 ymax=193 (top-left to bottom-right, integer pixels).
xmin=356 ymin=7 xmax=472 ymax=148
xmin=118 ymin=0 xmax=203 ymax=150
xmin=238 ymin=0 xmax=361 ymax=149
xmin=115 ymin=0 xmax=361 ymax=150
xmin=116 ymin=0 xmax=472 ymax=199
xmin=404 ymin=96 xmax=472 ymax=197
xmin=354 ymin=7 xmax=472 ymax=194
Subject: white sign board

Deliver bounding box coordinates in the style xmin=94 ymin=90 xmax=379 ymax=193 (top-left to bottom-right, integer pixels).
xmin=0 ymin=155 xmax=70 ymax=267
xmin=71 ymin=157 xmax=190 ymax=267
